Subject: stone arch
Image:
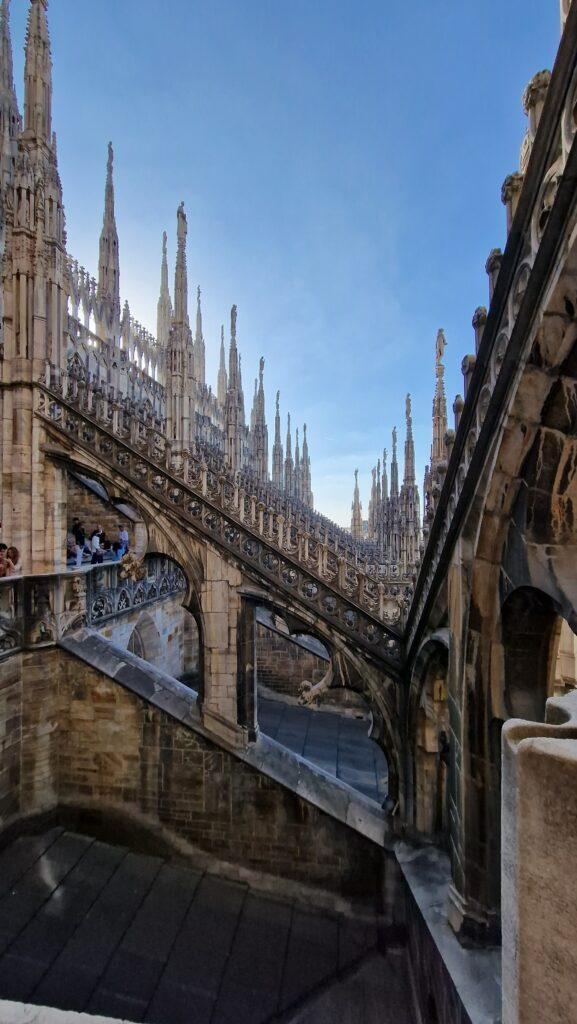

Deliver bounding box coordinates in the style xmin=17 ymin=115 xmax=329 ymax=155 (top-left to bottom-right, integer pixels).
xmin=501 ymin=586 xmax=561 ymax=722
xmin=143 ymin=550 xmax=204 ymax=700
xmin=127 ymin=611 xmax=162 ymax=665
xmin=247 ymin=590 xmax=402 ymax=804
xmin=408 ymin=632 xmax=450 ymax=841
xmin=254 ymin=607 xmax=331 ymax=704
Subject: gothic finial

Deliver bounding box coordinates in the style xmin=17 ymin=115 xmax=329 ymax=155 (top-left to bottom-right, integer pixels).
xmin=276 ymin=390 xmax=280 ymax=412
xmin=231 ymin=304 xmax=237 ymax=341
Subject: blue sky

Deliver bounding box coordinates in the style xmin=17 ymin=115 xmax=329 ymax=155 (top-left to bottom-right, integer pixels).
xmin=11 ymin=0 xmax=559 ymax=524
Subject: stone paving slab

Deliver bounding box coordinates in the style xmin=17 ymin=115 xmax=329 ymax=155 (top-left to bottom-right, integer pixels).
xmin=0 ymin=831 xmax=407 ymax=1024
xmin=258 ymin=699 xmax=389 ymax=804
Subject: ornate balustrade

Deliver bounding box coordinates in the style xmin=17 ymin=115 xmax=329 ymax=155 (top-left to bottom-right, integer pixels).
xmin=35 ymin=382 xmax=405 ymax=671
xmin=67 ymin=255 xmax=163 ymax=385
xmin=67 ymin=315 xmax=164 ymax=419
xmin=0 ymin=556 xmax=187 ymax=662
xmin=0 ymin=577 xmax=25 ymax=657
xmin=85 ymin=555 xmax=186 ymax=626
xmin=406 ymin=7 xmax=577 ymax=658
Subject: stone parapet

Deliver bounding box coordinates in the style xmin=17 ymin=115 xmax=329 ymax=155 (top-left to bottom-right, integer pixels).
xmin=0 ymin=556 xmax=186 ymax=661
xmin=502 ymin=689 xmax=577 ymax=1024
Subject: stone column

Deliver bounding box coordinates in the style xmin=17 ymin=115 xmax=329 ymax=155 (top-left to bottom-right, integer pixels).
xmin=200 ymin=547 xmax=247 ymax=748
xmin=236 ymin=598 xmax=258 ymax=742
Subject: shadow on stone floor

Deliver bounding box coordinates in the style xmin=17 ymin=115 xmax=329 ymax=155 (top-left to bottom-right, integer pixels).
xmin=0 ymin=829 xmax=413 ymax=1024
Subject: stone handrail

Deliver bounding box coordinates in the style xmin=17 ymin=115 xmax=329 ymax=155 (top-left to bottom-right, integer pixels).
xmin=406 ymin=4 xmax=577 ymax=658
xmin=0 ymin=555 xmax=186 ymax=659
xmin=85 ymin=554 xmax=186 ymax=626
xmin=35 ymin=381 xmax=404 ymax=672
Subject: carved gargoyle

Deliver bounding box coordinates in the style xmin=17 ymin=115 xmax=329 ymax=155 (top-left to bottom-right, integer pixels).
xmin=298 ymin=663 xmax=334 ymax=706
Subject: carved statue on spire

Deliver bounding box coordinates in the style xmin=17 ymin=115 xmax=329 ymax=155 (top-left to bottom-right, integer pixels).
xmin=436 ymin=328 xmax=446 ymax=365
xmin=177 ymin=201 xmax=186 ymax=244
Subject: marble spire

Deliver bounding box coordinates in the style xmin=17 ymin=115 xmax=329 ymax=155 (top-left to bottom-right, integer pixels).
xmin=284 ymin=413 xmax=294 ymax=497
xmin=404 ymin=393 xmax=415 ymax=485
xmin=217 ymin=325 xmax=227 ymax=407
xmin=301 ymin=423 xmax=312 ymax=508
xmin=195 ymin=286 xmax=205 ymax=384
xmin=24 ymin=0 xmax=52 ymax=147
xmin=432 ymin=328 xmax=448 ymax=471
xmin=173 ymin=201 xmax=189 ymax=326
xmin=272 ymin=391 xmax=284 ymax=490
xmin=156 ymin=231 xmax=172 ymax=350
xmin=0 ymin=0 xmax=20 ymax=190
xmin=390 ymin=428 xmax=399 ymax=498
xmin=351 ymin=469 xmax=363 ymax=540
xmin=97 ymin=142 xmax=120 ymax=330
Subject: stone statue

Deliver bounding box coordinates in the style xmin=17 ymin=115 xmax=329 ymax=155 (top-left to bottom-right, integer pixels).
xmin=436 ymin=328 xmax=446 ymax=364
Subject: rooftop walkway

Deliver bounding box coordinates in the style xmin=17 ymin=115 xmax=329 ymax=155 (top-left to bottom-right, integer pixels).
xmin=258 ymin=699 xmax=388 ymax=805
xmin=0 ymin=828 xmax=413 ymax=1024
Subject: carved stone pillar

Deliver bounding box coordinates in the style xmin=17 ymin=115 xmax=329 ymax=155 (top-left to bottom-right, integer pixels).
xmin=236 ymin=598 xmax=258 ymax=742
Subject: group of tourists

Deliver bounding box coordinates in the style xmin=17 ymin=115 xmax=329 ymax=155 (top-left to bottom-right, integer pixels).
xmin=0 ymin=544 xmax=21 ymax=578
xmin=69 ymin=520 xmax=130 ymax=568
